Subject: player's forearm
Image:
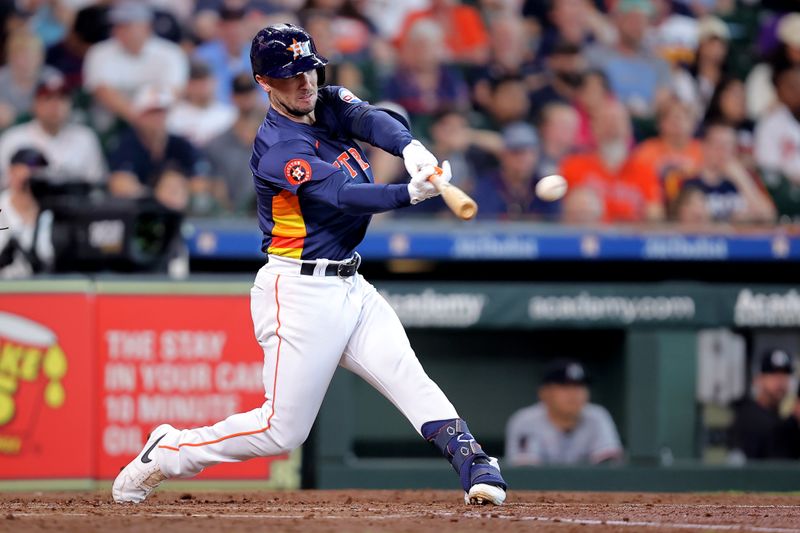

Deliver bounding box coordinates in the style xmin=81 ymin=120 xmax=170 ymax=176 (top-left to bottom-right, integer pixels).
xmin=300 ymin=175 xmax=412 ymax=215
xmin=335 ymin=182 xmax=411 ymax=214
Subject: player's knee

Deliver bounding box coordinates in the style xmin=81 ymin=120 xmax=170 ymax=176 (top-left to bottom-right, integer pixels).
xmin=264 ymin=422 xmax=312 ymax=453
xmin=279 ymin=430 xmax=309 ymax=452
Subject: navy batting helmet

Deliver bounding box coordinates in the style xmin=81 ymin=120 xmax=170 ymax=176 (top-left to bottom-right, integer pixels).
xmin=250 ymin=24 xmax=328 ymax=84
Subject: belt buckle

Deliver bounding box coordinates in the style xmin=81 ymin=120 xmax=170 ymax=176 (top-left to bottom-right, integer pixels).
xmin=337 ymin=253 xmax=361 ymax=278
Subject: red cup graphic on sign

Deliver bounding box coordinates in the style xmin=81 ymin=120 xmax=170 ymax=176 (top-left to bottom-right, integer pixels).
xmin=0 ymin=312 xmax=67 ymax=454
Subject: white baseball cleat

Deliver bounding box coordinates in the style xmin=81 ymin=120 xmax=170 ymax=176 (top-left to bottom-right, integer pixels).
xmin=464 ymin=456 xmax=507 ymax=505
xmin=112 ymin=424 xmax=175 ymax=503
xmin=465 ymin=483 xmax=507 ymax=505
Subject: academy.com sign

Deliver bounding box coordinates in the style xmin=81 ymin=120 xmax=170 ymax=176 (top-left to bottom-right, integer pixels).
xmin=528 ymin=293 xmax=696 ymax=324
xmin=734 ymin=289 xmax=800 ymax=326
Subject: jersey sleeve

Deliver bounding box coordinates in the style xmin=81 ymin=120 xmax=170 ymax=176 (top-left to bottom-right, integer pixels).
xmin=320 ymin=86 xmax=413 ymax=156
xmin=254 ymin=139 xmax=411 ymax=214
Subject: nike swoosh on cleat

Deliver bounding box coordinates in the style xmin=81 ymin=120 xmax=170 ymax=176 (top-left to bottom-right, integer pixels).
xmin=141 ymin=434 xmax=166 ymax=464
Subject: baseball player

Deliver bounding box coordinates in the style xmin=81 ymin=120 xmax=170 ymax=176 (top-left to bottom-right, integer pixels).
xmin=113 ymin=23 xmax=506 ymax=506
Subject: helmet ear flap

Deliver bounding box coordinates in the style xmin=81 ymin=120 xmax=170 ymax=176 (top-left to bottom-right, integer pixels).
xmin=316 ymin=66 xmax=326 ymax=86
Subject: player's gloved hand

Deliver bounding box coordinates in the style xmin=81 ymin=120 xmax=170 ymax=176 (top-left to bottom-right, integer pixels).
xmin=407 ymin=160 xmax=452 ymax=205
xmin=402 ymin=140 xmax=438 ymax=181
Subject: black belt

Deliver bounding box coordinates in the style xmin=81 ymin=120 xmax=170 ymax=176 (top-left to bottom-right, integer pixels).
xmin=298 ymin=253 xmax=361 ymax=277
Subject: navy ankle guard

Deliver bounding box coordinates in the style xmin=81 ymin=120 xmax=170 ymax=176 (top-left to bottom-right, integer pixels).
xmin=421 ymin=418 xmax=506 ymax=492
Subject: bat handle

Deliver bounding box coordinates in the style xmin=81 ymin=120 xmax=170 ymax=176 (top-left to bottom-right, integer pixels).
xmin=430 ymin=167 xmax=478 ymax=221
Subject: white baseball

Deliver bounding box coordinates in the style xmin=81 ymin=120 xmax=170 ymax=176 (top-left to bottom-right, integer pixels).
xmin=535 ymin=174 xmax=568 ymax=202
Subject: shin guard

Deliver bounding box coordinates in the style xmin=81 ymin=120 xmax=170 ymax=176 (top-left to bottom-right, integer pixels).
xmin=421 ymin=418 xmax=507 ymax=492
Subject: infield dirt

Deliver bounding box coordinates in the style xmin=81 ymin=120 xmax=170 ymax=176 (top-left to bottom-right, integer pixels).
xmin=1 ymin=489 xmax=799 ymax=532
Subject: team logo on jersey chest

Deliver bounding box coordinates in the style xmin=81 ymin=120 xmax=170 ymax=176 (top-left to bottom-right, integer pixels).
xmin=284 ymin=159 xmax=312 ymax=185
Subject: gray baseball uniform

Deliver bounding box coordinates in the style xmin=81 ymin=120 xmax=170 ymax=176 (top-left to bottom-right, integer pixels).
xmin=505 ymin=403 xmax=622 ymax=465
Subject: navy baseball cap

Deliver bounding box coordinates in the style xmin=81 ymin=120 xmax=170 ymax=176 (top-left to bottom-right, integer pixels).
xmin=760 ymin=349 xmax=794 ymax=374
xmin=10 ymin=148 xmax=48 ymax=168
xmin=541 ymin=359 xmax=590 ymax=386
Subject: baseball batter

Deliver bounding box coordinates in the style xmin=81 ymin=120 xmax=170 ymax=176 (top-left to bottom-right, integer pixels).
xmin=113 ymin=24 xmax=507 ymax=506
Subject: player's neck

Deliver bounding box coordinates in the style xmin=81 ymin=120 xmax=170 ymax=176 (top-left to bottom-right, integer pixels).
xmin=271 ymin=103 xmax=316 ymax=125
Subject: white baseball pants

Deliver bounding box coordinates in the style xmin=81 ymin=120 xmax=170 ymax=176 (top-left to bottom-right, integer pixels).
xmin=158 ymin=255 xmax=459 ymax=478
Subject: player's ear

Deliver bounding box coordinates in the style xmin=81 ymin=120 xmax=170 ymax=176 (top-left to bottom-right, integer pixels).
xmin=254 ymin=75 xmax=271 ymax=94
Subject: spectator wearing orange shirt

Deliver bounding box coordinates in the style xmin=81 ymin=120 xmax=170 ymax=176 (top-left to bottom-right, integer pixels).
xmin=395 ymin=0 xmax=489 ymax=65
xmin=560 ymin=101 xmax=664 ymax=223
xmin=628 ymin=96 xmax=703 ymax=206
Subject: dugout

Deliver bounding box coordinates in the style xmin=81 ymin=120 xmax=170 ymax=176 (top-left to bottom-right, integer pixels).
xmin=307 ymin=281 xmax=800 ymax=492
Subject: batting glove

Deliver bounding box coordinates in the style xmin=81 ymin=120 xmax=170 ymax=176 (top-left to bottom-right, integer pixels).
xmin=402 ymin=140 xmax=439 ymax=181
xmin=407 ymin=160 xmax=452 ymax=205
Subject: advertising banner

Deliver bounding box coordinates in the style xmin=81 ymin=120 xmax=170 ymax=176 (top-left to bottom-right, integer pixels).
xmin=95 ymin=293 xmax=285 ymax=480
xmin=377 ymin=282 xmax=719 ymax=329
xmin=0 ymin=294 xmax=94 ymax=478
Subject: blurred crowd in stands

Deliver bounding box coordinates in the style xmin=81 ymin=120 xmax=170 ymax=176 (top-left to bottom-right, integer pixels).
xmin=0 ymin=0 xmax=799 ymax=232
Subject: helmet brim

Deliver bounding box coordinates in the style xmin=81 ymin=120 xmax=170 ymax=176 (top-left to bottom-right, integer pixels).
xmin=265 ymin=54 xmax=328 ymax=79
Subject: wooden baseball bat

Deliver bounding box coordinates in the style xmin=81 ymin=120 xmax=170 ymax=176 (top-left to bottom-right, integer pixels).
xmin=429 ymin=166 xmax=478 ymax=221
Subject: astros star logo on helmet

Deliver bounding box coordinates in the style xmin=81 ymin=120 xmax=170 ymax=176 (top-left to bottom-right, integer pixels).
xmin=287 ymin=38 xmax=312 ymax=60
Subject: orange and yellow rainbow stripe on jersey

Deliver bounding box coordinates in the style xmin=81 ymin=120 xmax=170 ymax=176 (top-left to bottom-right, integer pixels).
xmin=267 ymin=190 xmax=307 ymax=258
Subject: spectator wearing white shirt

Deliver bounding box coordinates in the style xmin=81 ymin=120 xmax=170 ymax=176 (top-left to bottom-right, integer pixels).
xmin=167 ymin=61 xmax=236 ymax=148
xmin=0 ymin=72 xmax=106 ymax=188
xmin=0 ymin=148 xmax=54 ymax=279
xmin=82 ymin=2 xmax=188 ymax=129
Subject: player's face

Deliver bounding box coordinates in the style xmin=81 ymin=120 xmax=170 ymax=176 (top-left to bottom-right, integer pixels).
xmin=757 ymin=373 xmax=790 ymax=407
xmin=262 ymin=70 xmax=318 ymax=119
xmin=541 ymin=384 xmax=588 ymax=422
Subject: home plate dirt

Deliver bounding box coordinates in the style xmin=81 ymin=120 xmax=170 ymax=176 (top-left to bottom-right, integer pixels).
xmin=1 ymin=490 xmax=799 ymax=533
